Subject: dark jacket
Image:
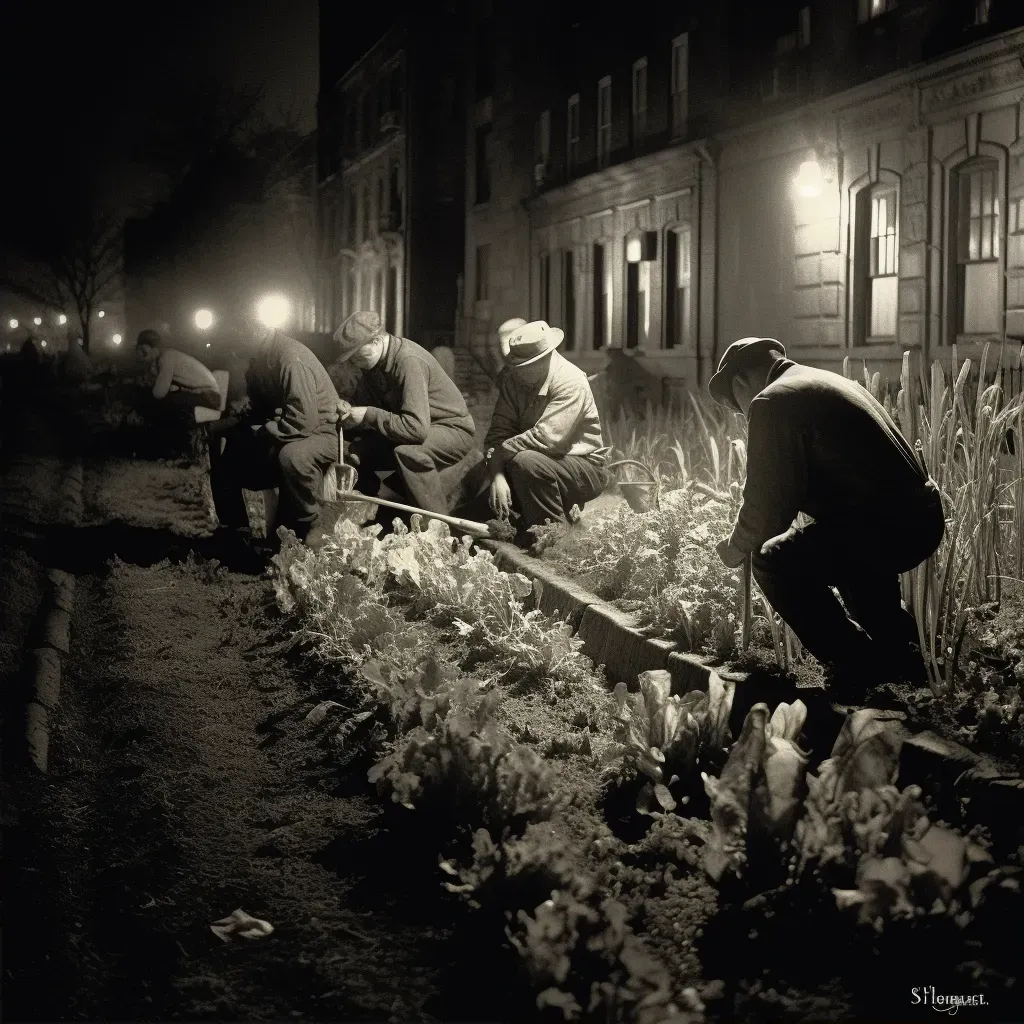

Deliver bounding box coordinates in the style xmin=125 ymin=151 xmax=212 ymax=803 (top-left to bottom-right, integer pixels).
xmin=729 ymin=359 xmax=930 ymax=554
xmin=245 ymin=331 xmax=340 ymax=442
xmin=356 ymin=335 xmax=474 ymax=444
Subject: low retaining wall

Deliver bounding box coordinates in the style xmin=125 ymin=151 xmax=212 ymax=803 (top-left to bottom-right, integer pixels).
xmin=480 ymin=538 xmax=1024 ymax=846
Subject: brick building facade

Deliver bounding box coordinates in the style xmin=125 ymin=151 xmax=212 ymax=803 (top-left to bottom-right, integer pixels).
xmin=316 ymin=2 xmax=466 ymax=347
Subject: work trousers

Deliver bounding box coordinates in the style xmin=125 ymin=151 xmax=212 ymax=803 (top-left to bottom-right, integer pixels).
xmin=165 ymin=386 xmax=222 ymax=411
xmin=751 ymin=481 xmax=946 ymax=685
xmin=209 ymin=421 xmax=337 ymax=539
xmin=348 ymin=424 xmax=475 ymax=514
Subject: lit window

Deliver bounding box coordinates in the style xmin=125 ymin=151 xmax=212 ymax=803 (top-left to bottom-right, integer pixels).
xmin=664 ymin=225 xmax=691 ymax=349
xmin=868 ymin=187 xmax=899 ymax=337
xmin=631 ymin=58 xmax=647 ymax=143
xmin=954 ymin=160 xmax=1002 ymax=335
xmin=592 ymin=242 xmax=608 ymax=349
xmin=597 ymin=77 xmax=612 ymax=168
xmin=858 ymin=0 xmax=897 ymax=22
xmin=476 ymin=243 xmax=491 ymax=301
xmin=567 ymin=95 xmax=580 ymax=175
xmin=625 ymin=234 xmax=650 ymax=349
xmin=670 ymin=34 xmax=689 ymax=138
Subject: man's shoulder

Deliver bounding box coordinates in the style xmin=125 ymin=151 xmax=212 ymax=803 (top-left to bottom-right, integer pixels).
xmin=550 ymin=351 xmax=592 ymax=387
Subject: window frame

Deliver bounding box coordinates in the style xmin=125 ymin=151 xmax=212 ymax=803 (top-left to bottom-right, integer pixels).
xmin=597 ymin=76 xmax=612 ymax=169
xmin=670 ymin=33 xmax=689 ymax=139
xmin=947 ymin=155 xmax=1005 ymax=341
xmin=475 ymin=243 xmax=491 ymax=302
xmin=631 ymin=58 xmax=648 ymax=144
xmin=567 ymin=94 xmax=581 ymax=176
xmin=663 ymin=221 xmax=693 ymax=351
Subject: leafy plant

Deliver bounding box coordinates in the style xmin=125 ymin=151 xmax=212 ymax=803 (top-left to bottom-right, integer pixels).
xmin=603 ymin=669 xmax=734 ymax=814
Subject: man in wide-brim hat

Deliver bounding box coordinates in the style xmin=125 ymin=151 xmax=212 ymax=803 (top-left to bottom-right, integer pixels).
xmin=708 ymin=336 xmax=946 ymax=703
xmin=459 ymin=318 xmax=609 ymax=546
xmin=331 ymin=309 xmax=476 ymax=517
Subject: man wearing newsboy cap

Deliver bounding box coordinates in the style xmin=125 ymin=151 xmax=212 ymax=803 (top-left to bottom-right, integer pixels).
xmin=708 ymin=337 xmax=946 ymax=702
xmin=471 ymin=318 xmax=610 ymax=546
xmin=332 ymin=310 xmax=475 ymax=516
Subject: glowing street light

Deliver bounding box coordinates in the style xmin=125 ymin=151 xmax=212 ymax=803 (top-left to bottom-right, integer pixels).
xmin=57 ymin=314 xmax=67 ymax=325
xmin=40 ymin=339 xmax=47 ymax=348
xmin=97 ymin=310 xmax=105 ymax=319
xmin=33 ymin=316 xmax=42 ymax=326
xmin=8 ymin=318 xmax=18 ymax=330
xmin=194 ymin=308 xmax=214 ymax=330
xmin=112 ymin=334 xmax=123 ymax=345
xmin=794 ymin=159 xmax=824 ymax=199
xmin=256 ymin=293 xmax=291 ymax=329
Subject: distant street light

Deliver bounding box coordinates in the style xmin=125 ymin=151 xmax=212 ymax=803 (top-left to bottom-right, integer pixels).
xmin=9 ymin=319 xmax=18 ymax=329
xmin=794 ymin=160 xmax=824 ymax=199
xmin=194 ymin=308 xmax=214 ymax=330
xmin=112 ymin=334 xmax=123 ymax=345
xmin=206 ymin=342 xmax=212 ymax=348
xmin=256 ymin=293 xmax=291 ymax=329
xmin=33 ymin=317 xmax=42 ymax=325
xmin=57 ymin=314 xmax=67 ymax=325
xmin=40 ymin=339 xmax=47 ymax=348
xmin=97 ymin=310 xmax=105 ymax=319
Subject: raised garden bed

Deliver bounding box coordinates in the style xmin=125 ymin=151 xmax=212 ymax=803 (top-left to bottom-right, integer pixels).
xmin=269 ymin=514 xmax=1024 ymax=1022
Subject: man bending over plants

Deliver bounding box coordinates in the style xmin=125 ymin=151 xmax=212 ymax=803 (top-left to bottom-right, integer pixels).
xmin=709 ymin=337 xmax=945 ymax=702
xmin=208 ymin=317 xmax=340 ymax=546
xmin=135 ymin=329 xmax=222 ymax=411
xmin=330 ymin=310 xmax=477 ymax=519
xmin=458 ymin=319 xmax=610 ymax=549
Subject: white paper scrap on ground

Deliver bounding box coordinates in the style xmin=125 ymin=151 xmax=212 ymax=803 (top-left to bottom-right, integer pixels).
xmin=210 ymin=908 xmax=274 ymax=941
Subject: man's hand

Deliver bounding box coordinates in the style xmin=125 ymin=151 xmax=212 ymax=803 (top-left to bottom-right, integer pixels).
xmin=343 ymin=405 xmax=367 ymax=427
xmin=489 ymin=472 xmax=513 ymax=519
xmin=716 ymin=537 xmax=747 ymax=569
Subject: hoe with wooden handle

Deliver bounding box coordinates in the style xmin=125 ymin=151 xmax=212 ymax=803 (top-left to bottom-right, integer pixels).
xmin=331 ymin=490 xmax=496 ymax=538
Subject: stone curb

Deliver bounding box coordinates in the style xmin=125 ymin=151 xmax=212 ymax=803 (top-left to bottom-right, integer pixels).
xmin=21 ymin=459 xmax=83 ymax=773
xmin=480 ymin=539 xmax=1024 ymax=833
xmin=482 ymin=539 xmax=714 ymax=691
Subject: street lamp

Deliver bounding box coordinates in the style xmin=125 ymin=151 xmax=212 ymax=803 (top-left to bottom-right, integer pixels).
xmin=57 ymin=314 xmax=67 ymax=325
xmin=194 ymin=308 xmax=214 ymax=331
xmin=9 ymin=319 xmax=18 ymax=330
xmin=97 ymin=310 xmax=105 ymax=319
xmin=794 ymin=159 xmax=824 ymax=199
xmin=256 ymin=293 xmax=291 ymax=329
xmin=112 ymin=334 xmax=122 ymax=345
xmin=33 ymin=317 xmax=42 ymax=326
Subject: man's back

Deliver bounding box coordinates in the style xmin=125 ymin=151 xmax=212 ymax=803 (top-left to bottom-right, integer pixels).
xmin=247 ymin=331 xmax=339 ymax=435
xmin=756 ymin=361 xmax=926 ymax=518
xmin=161 ymin=348 xmax=218 ymax=391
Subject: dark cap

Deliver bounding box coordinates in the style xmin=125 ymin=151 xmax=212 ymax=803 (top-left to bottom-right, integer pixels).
xmin=707 ymin=337 xmax=787 ymax=411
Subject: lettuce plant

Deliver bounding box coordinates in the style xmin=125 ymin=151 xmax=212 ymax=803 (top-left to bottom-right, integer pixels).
xmin=604 ymin=670 xmax=734 ymax=815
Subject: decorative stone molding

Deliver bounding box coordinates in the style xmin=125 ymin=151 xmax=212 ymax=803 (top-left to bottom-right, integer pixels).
xmin=920 ymin=60 xmax=1024 ymax=116
xmin=838 ymin=93 xmax=913 ymax=146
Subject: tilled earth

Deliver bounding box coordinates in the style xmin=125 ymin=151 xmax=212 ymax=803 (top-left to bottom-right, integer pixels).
xmin=3 ymin=552 xmax=496 ymax=1023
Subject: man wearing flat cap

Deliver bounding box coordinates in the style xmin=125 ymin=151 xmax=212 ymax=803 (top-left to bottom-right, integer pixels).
xmin=332 ymin=310 xmax=475 ymax=515
xmin=473 ymin=318 xmax=610 ymax=546
xmin=708 ymin=337 xmax=945 ymax=700
xmin=209 ymin=317 xmax=340 ymax=545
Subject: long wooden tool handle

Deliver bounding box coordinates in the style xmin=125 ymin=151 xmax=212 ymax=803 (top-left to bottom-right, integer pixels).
xmin=333 ymin=490 xmax=492 ymax=537
xmin=337 ymin=421 xmax=344 ymax=465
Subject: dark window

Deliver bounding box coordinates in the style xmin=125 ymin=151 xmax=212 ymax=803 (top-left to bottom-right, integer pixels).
xmin=474 ymin=124 xmax=492 ymax=204
xmin=664 ymin=226 xmax=691 ymax=349
xmin=475 ymin=36 xmax=495 ymax=98
xmin=476 ymin=244 xmax=491 ymax=301
xmin=563 ymin=250 xmax=576 ymax=350
xmin=390 ymin=66 xmax=403 ymax=112
xmin=539 ymin=251 xmax=550 ymax=320
xmin=592 ymin=243 xmax=607 ymax=349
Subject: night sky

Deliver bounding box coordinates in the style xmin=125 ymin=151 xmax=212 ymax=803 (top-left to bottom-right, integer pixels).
xmin=0 ymin=0 xmax=384 ymax=252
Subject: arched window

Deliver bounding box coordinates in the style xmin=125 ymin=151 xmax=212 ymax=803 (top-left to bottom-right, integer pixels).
xmin=853 ymin=180 xmax=900 ymax=342
xmin=950 ymin=157 xmax=1002 ymax=337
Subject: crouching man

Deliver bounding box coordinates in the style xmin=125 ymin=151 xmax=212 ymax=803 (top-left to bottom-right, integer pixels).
xmin=331 ymin=310 xmax=476 ymax=515
xmin=136 ymin=329 xmax=222 ymax=410
xmin=708 ymin=337 xmax=945 ymax=702
xmin=472 ymin=319 xmax=610 ymax=548
xmin=209 ymin=319 xmax=340 ymax=545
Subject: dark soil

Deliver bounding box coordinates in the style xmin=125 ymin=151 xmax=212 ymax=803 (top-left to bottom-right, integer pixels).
xmin=1 ymin=547 xmax=515 ymax=1023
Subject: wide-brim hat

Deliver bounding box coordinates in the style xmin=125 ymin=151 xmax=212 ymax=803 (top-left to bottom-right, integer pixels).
xmin=505 ymin=319 xmax=564 ymax=367
xmin=708 ymin=337 xmax=787 ymax=411
xmin=334 ymin=310 xmax=383 ymax=361
xmin=497 ymin=317 xmax=528 ymax=360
